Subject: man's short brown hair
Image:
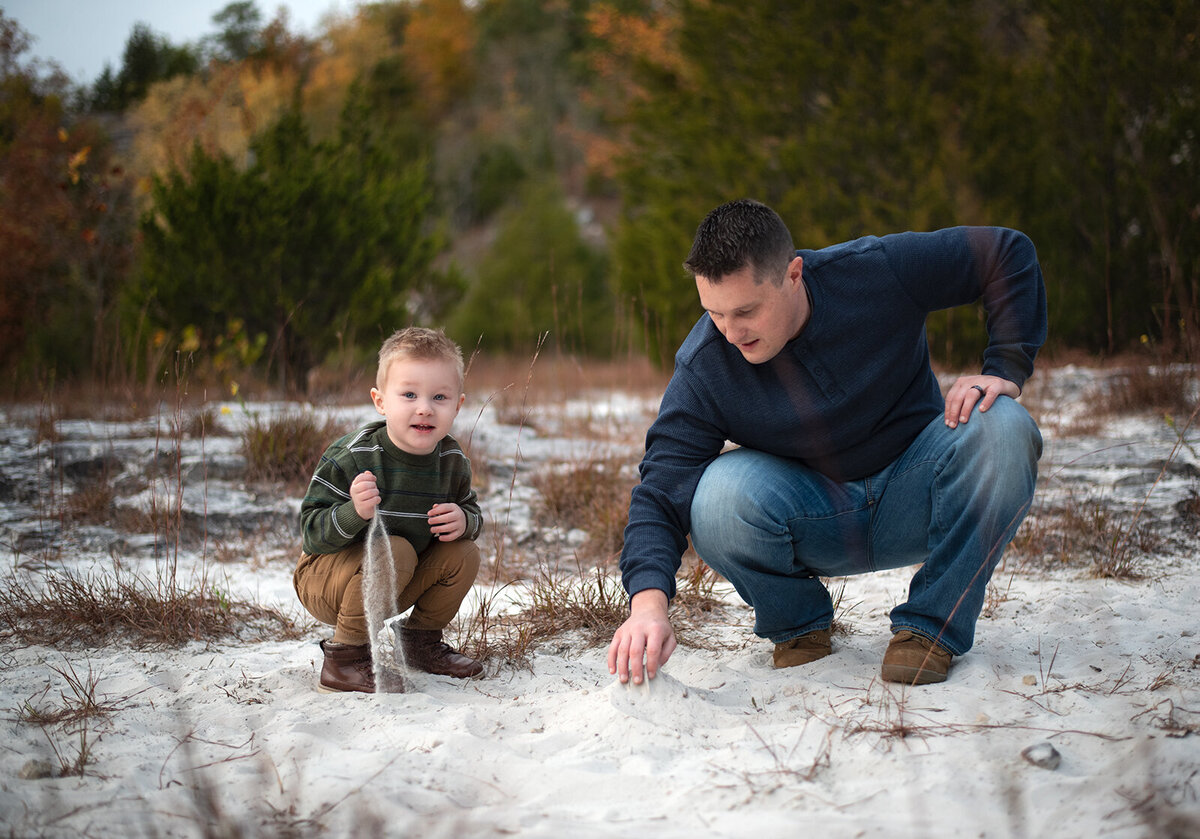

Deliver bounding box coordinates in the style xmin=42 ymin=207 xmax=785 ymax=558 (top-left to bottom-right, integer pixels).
xmin=684 ymin=198 xmax=795 ymax=284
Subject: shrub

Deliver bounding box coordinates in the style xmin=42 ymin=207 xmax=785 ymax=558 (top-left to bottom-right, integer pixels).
xmin=531 ymin=457 xmax=635 ymax=560
xmin=241 ymin=410 xmax=349 ymax=491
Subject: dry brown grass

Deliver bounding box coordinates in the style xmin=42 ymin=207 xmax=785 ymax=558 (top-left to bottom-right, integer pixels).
xmin=0 ymin=564 xmax=302 ymax=647
xmin=453 ymin=562 xmax=628 ymax=666
xmin=455 ymin=554 xmax=738 ymax=667
xmin=241 ymin=410 xmax=351 ymax=491
xmin=8 ymin=658 xmax=133 ymax=778
xmin=1009 ymin=492 xmax=1163 ymax=579
xmin=62 ymin=477 xmax=118 ymax=525
xmin=465 ymin=352 xmax=669 ymax=405
xmin=182 ymin=404 xmax=229 ymax=439
xmin=1093 ymin=364 xmax=1198 ymax=417
xmin=530 ymin=457 xmax=636 ymax=561
xmin=13 ymin=658 xmax=123 ymax=729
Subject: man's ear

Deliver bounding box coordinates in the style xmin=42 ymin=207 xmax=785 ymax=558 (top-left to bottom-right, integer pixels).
xmin=785 ymin=255 xmax=804 ymax=288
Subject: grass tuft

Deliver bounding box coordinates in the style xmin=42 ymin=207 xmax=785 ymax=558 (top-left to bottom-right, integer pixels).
xmin=1096 ymin=364 xmax=1198 ymax=416
xmin=241 ymin=410 xmax=349 ymax=491
xmin=531 ymin=457 xmax=636 ymax=560
xmin=456 ymin=563 xmax=629 ymax=666
xmin=1009 ymin=492 xmax=1162 ymax=579
xmin=0 ymin=564 xmax=302 ymax=647
xmin=63 ymin=477 xmax=118 ymax=525
xmin=14 ymin=658 xmax=123 ymax=729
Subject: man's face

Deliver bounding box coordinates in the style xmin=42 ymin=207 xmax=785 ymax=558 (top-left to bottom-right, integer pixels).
xmin=696 ymin=256 xmax=808 ymax=364
xmin=370 ymin=357 xmax=465 ymax=455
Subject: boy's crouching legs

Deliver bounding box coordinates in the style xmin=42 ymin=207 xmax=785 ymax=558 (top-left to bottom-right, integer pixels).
xmin=396 ymin=540 xmax=484 ymax=678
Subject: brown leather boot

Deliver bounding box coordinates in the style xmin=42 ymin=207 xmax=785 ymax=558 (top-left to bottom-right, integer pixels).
xmin=399 ymin=627 xmax=484 ymax=678
xmin=773 ymin=628 xmax=833 ymax=668
xmin=880 ymin=630 xmax=953 ymax=685
xmin=318 ymin=640 xmax=376 ymax=693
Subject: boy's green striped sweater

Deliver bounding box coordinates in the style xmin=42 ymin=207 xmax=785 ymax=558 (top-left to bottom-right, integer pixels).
xmin=300 ymin=421 xmax=482 ymax=556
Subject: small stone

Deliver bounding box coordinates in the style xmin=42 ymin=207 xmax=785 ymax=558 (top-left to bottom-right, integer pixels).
xmin=1023 ymin=674 xmax=1038 ymax=685
xmin=19 ymin=759 xmax=57 ymax=780
xmin=1021 ymin=742 xmax=1062 ymax=770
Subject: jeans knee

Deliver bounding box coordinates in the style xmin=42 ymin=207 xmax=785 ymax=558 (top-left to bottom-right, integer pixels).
xmin=961 ymin=398 xmax=1041 ymax=477
xmin=944 ymin=399 xmax=1041 ymax=518
xmin=691 ymin=453 xmax=794 ymax=569
xmin=992 ymin=397 xmax=1041 ymax=453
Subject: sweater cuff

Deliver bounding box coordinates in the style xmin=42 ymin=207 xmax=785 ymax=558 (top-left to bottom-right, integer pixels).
xmin=625 ymin=569 xmax=677 ymax=603
xmin=981 ymin=359 xmax=1028 ymax=394
xmin=333 ymin=502 xmax=369 ymax=541
xmin=465 ymin=509 xmax=482 ymax=541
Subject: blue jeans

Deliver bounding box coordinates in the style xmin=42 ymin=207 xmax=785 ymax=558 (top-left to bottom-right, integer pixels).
xmin=689 ymin=397 xmax=1042 ymax=655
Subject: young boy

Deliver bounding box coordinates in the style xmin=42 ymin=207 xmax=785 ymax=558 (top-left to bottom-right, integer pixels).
xmin=295 ymin=327 xmax=484 ymax=693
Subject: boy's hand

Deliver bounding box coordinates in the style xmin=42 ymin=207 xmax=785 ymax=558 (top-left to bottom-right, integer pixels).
xmin=428 ymin=503 xmax=466 ymax=541
xmin=350 ymin=471 xmax=380 ymax=520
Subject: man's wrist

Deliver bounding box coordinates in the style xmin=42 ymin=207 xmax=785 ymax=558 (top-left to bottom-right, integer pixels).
xmin=629 ymin=588 xmax=669 ymax=616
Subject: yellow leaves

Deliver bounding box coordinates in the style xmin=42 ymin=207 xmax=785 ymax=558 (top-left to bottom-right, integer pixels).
xmin=67 ymin=146 xmax=90 ymax=184
xmin=180 ymin=325 xmax=202 ymax=353
xmin=301 ymin=11 xmax=396 ymax=139
xmin=57 ymin=127 xmax=92 ymax=185
xmin=403 ymin=0 xmax=477 ymax=120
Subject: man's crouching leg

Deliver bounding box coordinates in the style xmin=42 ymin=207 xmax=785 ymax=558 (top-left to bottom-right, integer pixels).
xmin=881 ymin=396 xmax=1042 ymax=684
xmin=691 ymin=447 xmax=839 ymax=669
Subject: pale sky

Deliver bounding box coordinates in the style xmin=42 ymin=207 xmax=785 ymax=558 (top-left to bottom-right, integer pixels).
xmin=5 ymin=0 xmax=357 ymax=83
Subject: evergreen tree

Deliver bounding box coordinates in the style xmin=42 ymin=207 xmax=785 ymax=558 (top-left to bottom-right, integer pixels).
xmin=134 ymin=96 xmax=445 ymax=391
xmin=450 ymin=179 xmax=611 ymax=355
xmin=90 ymin=22 xmax=200 ymax=112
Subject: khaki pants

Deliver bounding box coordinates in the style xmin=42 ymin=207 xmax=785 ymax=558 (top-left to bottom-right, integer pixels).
xmin=293 ymin=536 xmax=480 ymax=645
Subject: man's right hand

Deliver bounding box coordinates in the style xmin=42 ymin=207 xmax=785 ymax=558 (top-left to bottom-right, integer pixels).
xmin=607 ymin=588 xmax=677 ymax=685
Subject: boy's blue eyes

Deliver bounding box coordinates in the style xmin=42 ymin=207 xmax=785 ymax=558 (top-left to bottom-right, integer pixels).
xmin=401 ymin=392 xmax=448 ymax=401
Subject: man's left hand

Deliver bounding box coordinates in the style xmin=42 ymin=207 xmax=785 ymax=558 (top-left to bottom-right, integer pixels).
xmin=944 ymin=375 xmax=1019 ymax=428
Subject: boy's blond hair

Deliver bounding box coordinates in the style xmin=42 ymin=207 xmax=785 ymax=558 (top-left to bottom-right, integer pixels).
xmin=376 ymin=327 xmax=465 ymax=391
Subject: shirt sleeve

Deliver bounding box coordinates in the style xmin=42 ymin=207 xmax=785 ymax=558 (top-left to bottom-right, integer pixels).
xmin=619 ymin=365 xmax=726 ymax=600
xmin=299 ymin=445 xmax=370 ymax=555
xmin=455 ymin=463 xmax=483 ymax=541
xmin=884 ymin=226 xmax=1047 ymax=390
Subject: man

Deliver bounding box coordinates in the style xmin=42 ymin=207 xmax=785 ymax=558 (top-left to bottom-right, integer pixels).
xmin=607 ymin=199 xmax=1044 ymax=686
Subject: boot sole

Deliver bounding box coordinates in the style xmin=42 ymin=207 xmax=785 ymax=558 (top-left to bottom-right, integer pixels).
xmin=317 ymin=682 xmax=375 ymax=694
xmin=880 ymin=663 xmax=947 ymax=685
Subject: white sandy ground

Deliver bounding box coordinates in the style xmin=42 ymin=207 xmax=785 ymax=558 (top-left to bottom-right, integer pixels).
xmin=2 ymin=366 xmax=1199 ymax=838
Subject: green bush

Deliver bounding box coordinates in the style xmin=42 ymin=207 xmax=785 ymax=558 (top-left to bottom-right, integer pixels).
xmin=451 ymin=180 xmax=613 ymax=356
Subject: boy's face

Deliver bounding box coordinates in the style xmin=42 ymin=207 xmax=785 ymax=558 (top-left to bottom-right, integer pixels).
xmin=371 ymin=357 xmax=465 ymax=455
